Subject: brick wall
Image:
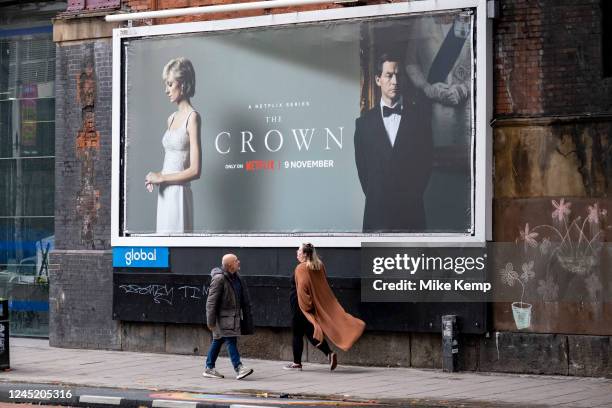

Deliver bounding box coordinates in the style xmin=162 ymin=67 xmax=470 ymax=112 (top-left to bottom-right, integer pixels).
xmin=55 ymin=40 xmax=113 ymax=250
xmin=52 ymin=36 xmax=116 ymax=347
xmin=494 ymin=0 xmax=544 ymax=116
xmin=495 ymin=0 xmax=612 ymax=117
xmin=49 ymin=250 xmax=120 ymax=349
xmin=540 ymin=0 xmax=612 ymax=115
xmin=492 ymin=0 xmax=612 ymax=348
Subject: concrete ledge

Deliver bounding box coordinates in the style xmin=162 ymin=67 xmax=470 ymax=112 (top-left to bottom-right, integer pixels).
xmin=165 ymin=324 xmax=209 ymax=356
xmin=122 ymin=322 xmax=165 ymax=353
xmin=568 ymin=335 xmax=612 ymax=378
xmin=307 ymin=330 xmax=410 ymax=367
xmin=410 ymin=332 xmax=442 ymax=369
xmin=479 ymin=332 xmax=568 ymax=375
xmin=240 ymin=327 xmax=294 ymax=362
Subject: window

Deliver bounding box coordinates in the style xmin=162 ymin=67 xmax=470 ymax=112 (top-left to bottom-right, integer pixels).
xmin=0 ymin=26 xmax=55 ymax=337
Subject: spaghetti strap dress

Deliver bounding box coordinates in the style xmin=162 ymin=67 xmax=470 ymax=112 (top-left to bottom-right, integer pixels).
xmin=156 ymin=110 xmax=195 ymax=234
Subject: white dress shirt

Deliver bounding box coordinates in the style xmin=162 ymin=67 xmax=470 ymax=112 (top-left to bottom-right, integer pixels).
xmin=380 ymin=97 xmax=403 ymax=147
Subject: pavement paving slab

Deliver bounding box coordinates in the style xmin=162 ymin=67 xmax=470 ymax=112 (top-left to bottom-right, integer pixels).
xmin=0 ymin=338 xmax=610 ymax=408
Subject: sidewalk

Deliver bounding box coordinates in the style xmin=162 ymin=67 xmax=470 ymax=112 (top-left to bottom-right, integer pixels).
xmin=0 ymin=338 xmax=611 ymax=408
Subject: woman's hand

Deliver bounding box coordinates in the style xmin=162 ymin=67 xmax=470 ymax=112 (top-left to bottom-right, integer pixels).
xmin=145 ymin=172 xmax=164 ymax=189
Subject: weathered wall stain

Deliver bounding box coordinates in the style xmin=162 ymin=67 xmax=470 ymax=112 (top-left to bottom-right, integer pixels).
xmin=75 ymin=49 xmax=101 ymax=248
xmin=495 ymin=121 xmax=612 ymax=198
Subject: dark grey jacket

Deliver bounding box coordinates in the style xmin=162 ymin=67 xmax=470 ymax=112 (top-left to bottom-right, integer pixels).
xmin=205 ymin=267 xmax=254 ymax=339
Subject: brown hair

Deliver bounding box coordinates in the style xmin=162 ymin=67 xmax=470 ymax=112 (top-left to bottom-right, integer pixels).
xmin=301 ymin=242 xmax=323 ymax=271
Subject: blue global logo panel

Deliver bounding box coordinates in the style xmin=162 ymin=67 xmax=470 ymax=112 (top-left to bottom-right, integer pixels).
xmin=113 ymin=247 xmax=169 ymax=268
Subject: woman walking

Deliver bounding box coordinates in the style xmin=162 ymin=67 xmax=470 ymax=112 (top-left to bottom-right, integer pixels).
xmin=284 ymin=243 xmax=365 ymax=371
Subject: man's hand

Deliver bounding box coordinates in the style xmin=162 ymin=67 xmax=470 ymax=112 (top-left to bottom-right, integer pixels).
xmin=424 ymin=82 xmax=450 ymax=103
xmin=425 ymin=82 xmax=468 ymax=106
xmin=444 ymin=84 xmax=469 ymax=105
xmin=207 ymin=324 xmax=215 ymax=331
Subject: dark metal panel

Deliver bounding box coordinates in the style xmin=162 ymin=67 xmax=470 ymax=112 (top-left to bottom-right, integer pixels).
xmin=171 ymin=247 xmax=362 ymax=278
xmin=171 ymin=247 xmax=281 ymax=276
xmin=113 ymin=273 xmax=208 ymax=324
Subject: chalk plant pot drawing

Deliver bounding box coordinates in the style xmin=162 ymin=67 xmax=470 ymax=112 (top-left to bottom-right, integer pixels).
xmin=511 ymin=301 xmax=532 ymax=330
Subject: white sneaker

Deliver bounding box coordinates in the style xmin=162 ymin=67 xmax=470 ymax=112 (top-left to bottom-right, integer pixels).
xmin=202 ymin=368 xmax=224 ymax=379
xmin=236 ymin=364 xmax=254 ymax=380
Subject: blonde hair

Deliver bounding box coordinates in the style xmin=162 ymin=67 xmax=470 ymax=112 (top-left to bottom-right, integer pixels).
xmin=162 ymin=57 xmax=196 ymax=99
xmin=301 ymin=242 xmax=323 ymax=271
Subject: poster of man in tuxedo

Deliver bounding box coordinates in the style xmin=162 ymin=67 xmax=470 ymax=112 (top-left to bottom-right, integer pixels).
xmin=355 ymin=12 xmax=473 ymax=233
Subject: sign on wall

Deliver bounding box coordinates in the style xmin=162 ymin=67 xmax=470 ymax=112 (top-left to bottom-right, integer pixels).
xmin=112 ymin=247 xmax=169 ymax=268
xmin=112 ymin=0 xmax=491 ymax=246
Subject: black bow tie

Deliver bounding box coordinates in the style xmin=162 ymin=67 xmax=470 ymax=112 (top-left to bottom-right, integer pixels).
xmin=383 ymin=105 xmax=402 ymax=117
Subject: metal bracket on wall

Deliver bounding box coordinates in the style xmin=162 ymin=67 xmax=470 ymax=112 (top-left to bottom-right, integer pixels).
xmin=487 ymin=0 xmax=500 ymax=19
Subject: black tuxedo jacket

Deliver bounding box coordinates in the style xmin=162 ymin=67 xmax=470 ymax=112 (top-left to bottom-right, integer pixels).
xmin=353 ymin=99 xmax=433 ymax=232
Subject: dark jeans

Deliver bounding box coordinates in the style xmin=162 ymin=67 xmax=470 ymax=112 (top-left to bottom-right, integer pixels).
xmin=292 ymin=308 xmax=331 ymax=364
xmin=206 ymin=336 xmax=241 ymax=371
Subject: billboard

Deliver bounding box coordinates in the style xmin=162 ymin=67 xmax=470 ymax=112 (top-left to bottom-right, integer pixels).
xmin=112 ymin=0 xmax=492 ymax=246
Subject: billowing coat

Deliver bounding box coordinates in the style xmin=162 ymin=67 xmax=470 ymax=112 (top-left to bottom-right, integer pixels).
xmin=295 ymin=262 xmax=365 ymax=351
xmin=205 ymin=267 xmax=254 ymax=339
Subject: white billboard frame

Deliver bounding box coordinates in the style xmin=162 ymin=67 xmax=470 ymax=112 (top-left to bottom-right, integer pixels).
xmin=111 ymin=0 xmax=492 ymax=247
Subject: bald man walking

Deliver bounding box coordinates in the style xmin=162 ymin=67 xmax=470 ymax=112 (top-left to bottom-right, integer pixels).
xmin=203 ymin=253 xmax=254 ymax=380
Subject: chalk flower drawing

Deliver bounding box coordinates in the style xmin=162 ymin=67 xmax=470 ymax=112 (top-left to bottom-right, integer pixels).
xmin=499 ymin=262 xmax=533 ymax=307
xmin=587 ymin=203 xmax=606 ymax=225
xmin=518 ymin=223 xmax=539 ymax=250
xmin=504 ymin=199 xmax=608 ymax=329
xmin=536 ymin=276 xmax=559 ymax=302
xmin=499 ymin=263 xmax=518 ymax=287
xmin=539 ymin=237 xmax=552 ymax=255
xmin=552 ymin=199 xmax=571 ymax=223
xmin=521 ymin=261 xmax=535 ymax=281
xmin=499 ymin=261 xmax=534 ymax=330
xmin=517 ymin=200 xmax=606 ymax=276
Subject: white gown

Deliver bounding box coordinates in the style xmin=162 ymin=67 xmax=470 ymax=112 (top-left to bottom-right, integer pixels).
xmin=156 ymin=111 xmax=194 ymax=234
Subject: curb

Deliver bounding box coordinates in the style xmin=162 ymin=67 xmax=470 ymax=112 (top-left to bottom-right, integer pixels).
xmin=0 ymin=383 xmax=389 ymax=408
xmin=0 ymin=387 xmax=236 ymax=408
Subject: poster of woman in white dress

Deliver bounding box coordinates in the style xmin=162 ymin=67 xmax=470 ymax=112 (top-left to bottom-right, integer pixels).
xmin=144 ymin=57 xmax=202 ymax=234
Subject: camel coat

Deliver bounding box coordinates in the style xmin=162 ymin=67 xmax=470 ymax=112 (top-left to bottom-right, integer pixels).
xmin=294 ymin=262 xmax=365 ymax=351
